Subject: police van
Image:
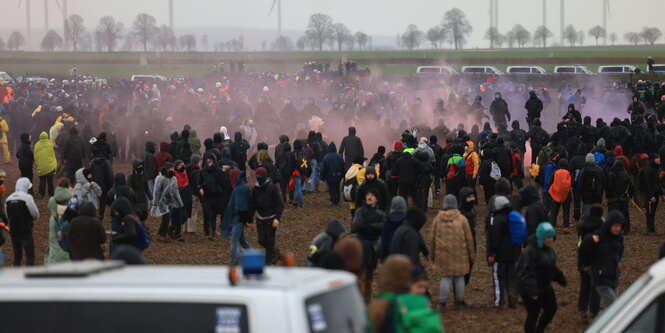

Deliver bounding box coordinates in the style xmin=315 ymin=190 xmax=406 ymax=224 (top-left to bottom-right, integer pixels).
xmin=586 ymin=258 xmax=665 ymax=332
xmin=0 ymin=259 xmax=366 ymax=333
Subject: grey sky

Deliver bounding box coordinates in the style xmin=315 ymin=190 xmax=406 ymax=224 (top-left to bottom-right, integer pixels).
xmin=2 ymin=0 xmax=664 ymax=48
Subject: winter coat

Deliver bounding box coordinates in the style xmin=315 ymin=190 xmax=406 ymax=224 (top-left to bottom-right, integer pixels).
xmin=338 ymin=128 xmax=365 ymax=166
xmin=127 ymin=160 xmax=152 ymax=215
xmin=487 ymin=207 xmax=521 ymax=261
xmin=143 ymin=142 xmax=158 ymax=180
xmin=110 ymin=198 xmax=139 ymax=247
xmin=351 ymin=204 xmax=385 ymax=267
xmin=69 ymin=214 xmax=106 ymax=260
xmin=152 ymin=171 xmax=183 ymax=217
xmin=308 ymin=219 xmax=346 ymax=266
xmin=5 ymin=178 xmax=40 ymax=237
xmin=90 ymin=140 xmax=112 ymax=161
xmin=320 ymin=142 xmax=345 ymax=184
xmin=490 ymin=98 xmax=511 ymax=124
xmin=73 ymin=169 xmax=102 ymax=208
xmin=579 ymin=215 xmax=624 ymax=288
xmin=90 ymin=157 xmax=114 ymax=195
xmin=106 ymin=173 xmax=137 ymax=212
xmin=380 ymin=197 xmax=407 ymax=260
xmin=250 ymin=179 xmax=284 ymax=219
xmin=198 ymin=163 xmax=226 ymax=197
xmin=188 ymin=129 xmax=201 ymax=154
xmin=524 ymin=96 xmax=544 ymax=118
xmin=580 ymin=164 xmax=605 ymax=204
xmin=44 ymin=186 xmax=73 ymax=264
xmin=155 ymin=142 xmax=174 ymax=172
xmin=34 ymin=131 xmax=57 ymax=176
xmin=639 ymin=161 xmax=661 ymax=199
xmin=429 ymin=209 xmax=475 ymax=276
xmin=520 ymin=185 xmax=547 ymax=236
xmin=221 ymin=172 xmax=251 ymax=237
xmin=576 ymin=214 xmax=603 ymax=270
xmin=606 ymin=161 xmax=633 ymax=202
xmin=229 ymin=132 xmax=250 ymax=170
xmin=16 ymin=133 xmax=34 ymax=172
xmin=61 ymin=128 xmax=85 ymax=164
xmin=517 ymin=236 xmax=566 ymax=297
xmin=392 ymin=153 xmax=421 ymax=185
xmin=355 ymin=177 xmax=391 ymax=213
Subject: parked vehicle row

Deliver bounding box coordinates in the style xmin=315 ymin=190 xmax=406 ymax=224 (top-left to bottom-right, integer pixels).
xmin=416 ymin=64 xmax=665 ymax=76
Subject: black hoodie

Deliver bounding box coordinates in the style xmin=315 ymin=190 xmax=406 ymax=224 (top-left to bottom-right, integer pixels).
xmin=519 ymin=184 xmax=547 ymax=236
xmin=390 ymin=208 xmax=429 ymax=275
xmin=309 ymin=219 xmax=346 ymax=266
xmin=16 ymin=133 xmax=33 ymax=172
xmin=143 ymin=142 xmax=158 ymax=179
xmin=579 ymin=211 xmax=624 ymax=288
xmin=354 ymin=167 xmax=390 ymax=212
xmin=127 ymin=160 xmax=152 ymax=214
xmin=111 ymin=197 xmax=139 ymax=246
xmin=338 ymin=127 xmax=364 ymax=166
xmin=517 ymin=235 xmax=566 ymax=297
xmin=106 ymin=173 xmax=137 ymax=212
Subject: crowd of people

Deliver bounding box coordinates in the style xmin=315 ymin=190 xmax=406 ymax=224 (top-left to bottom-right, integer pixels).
xmin=0 ymin=66 xmax=664 ymax=332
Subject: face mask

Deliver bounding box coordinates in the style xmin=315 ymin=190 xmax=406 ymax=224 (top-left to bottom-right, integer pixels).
xmin=176 ymin=166 xmax=184 ymax=172
xmin=136 ymin=168 xmax=144 ymax=175
xmin=167 ymin=171 xmax=175 ymax=177
xmin=0 ymin=180 xmax=4 ymax=185
xmin=207 ymin=162 xmax=214 ymax=167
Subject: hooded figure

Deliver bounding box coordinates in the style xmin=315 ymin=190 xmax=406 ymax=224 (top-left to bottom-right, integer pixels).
xmin=606 ymin=160 xmax=633 ymax=233
xmin=110 ymin=197 xmax=140 ymax=249
xmin=429 ymin=195 xmax=475 ymax=309
xmin=380 ymin=196 xmax=407 ymax=260
xmin=188 ymin=129 xmax=201 ymax=154
xmin=391 ymin=207 xmax=429 ymax=277
xmin=579 ymin=211 xmax=625 ymax=307
xmin=229 ymin=131 xmax=250 ymax=171
xmin=16 ymin=133 xmax=34 ymax=182
xmin=355 ymin=166 xmax=390 ymax=212
xmin=61 ymin=125 xmax=86 ymax=184
xmin=127 ymin=160 xmax=152 ymax=220
xmin=34 ymin=131 xmax=57 ymax=197
xmin=155 ymin=141 xmax=174 ymax=172
xmin=5 ymin=178 xmax=40 ymax=266
xmin=339 ymin=127 xmax=365 ymax=169
xmin=221 ymin=171 xmax=253 ymax=264
xmin=106 ymin=173 xmax=137 ymax=213
xmin=367 ymin=255 xmax=419 ymax=332
xmin=73 ymin=168 xmax=103 ymax=208
xmin=220 ymin=126 xmax=231 ymax=141
xmin=44 ymin=181 xmax=73 ymax=264
xmin=308 ymin=219 xmax=346 ymax=266
xmin=319 ymin=141 xmax=345 ymax=205
xmin=143 ymin=141 xmax=158 ymax=181
xmin=519 ymin=184 xmax=547 ymax=236
xmin=516 ymin=222 xmax=566 ymax=333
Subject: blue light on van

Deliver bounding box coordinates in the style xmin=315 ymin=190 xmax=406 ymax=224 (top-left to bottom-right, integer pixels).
xmin=242 ymin=249 xmax=265 ymax=277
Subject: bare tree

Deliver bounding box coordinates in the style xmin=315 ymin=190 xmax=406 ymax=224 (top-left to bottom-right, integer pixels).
xmin=577 ymin=30 xmax=586 ymax=46
xmin=96 ymin=16 xmax=124 ymax=52
xmin=624 ymin=32 xmax=640 ymax=45
xmin=41 ymin=29 xmax=63 ymax=51
xmin=64 ymin=14 xmax=85 ymax=52
xmin=296 ymin=36 xmax=307 ymax=51
xmin=121 ymin=34 xmax=135 ymax=51
xmin=640 ymin=27 xmax=662 ymax=46
xmin=563 ymin=25 xmax=578 ymax=46
xmin=305 ymin=13 xmax=333 ymax=51
xmin=505 ymin=31 xmax=516 ymax=48
xmin=79 ymin=32 xmax=92 ymax=52
xmin=609 ymin=32 xmax=618 ymax=45
xmin=441 ymin=8 xmax=472 ymax=50
xmin=484 ymin=26 xmax=501 ymax=49
xmin=401 ymin=24 xmax=423 ymax=50
xmin=427 ymin=26 xmax=445 ymax=49
xmin=511 ymin=24 xmax=531 ymax=48
xmin=354 ymin=32 xmax=368 ymax=50
xmin=344 ymin=35 xmax=356 ymax=50
xmin=533 ymin=25 xmax=553 ymax=47
xmin=153 ymin=25 xmax=176 ymax=52
xmin=7 ymin=31 xmax=26 ymax=51
xmin=201 ymin=34 xmax=208 ymax=52
xmin=133 ymin=13 xmax=157 ymax=52
xmin=496 ymin=34 xmax=506 ymax=48
xmin=179 ymin=34 xmax=196 ymax=52
xmin=588 ymin=26 xmax=606 ymax=46
xmin=271 ymin=35 xmax=293 ymax=52
xmin=331 ymin=23 xmax=351 ymax=51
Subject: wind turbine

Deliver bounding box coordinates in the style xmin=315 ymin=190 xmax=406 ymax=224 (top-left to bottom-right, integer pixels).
xmin=54 ymin=0 xmax=67 ymax=24
xmin=44 ymin=0 xmax=48 ymax=30
xmin=268 ymin=0 xmax=283 ymax=37
xmin=169 ymin=0 xmax=174 ymax=30
xmin=603 ymin=0 xmax=610 ymax=45
xmin=18 ymin=0 xmax=32 ymax=50
xmin=542 ymin=0 xmax=547 ymax=29
xmin=560 ymin=0 xmax=565 ymax=45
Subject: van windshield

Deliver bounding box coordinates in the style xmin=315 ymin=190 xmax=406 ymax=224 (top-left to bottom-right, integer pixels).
xmin=587 ymin=273 xmax=652 ymax=332
xmin=305 ymin=285 xmax=367 ymax=333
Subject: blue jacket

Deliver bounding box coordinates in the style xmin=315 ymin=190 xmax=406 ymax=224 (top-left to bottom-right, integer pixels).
xmin=221 ymin=171 xmax=251 ymax=237
xmin=319 ymin=142 xmax=345 ymax=184
xmin=542 ymin=162 xmax=556 ymax=193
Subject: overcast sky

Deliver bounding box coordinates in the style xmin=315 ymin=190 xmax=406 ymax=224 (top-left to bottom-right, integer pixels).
xmin=2 ymin=0 xmax=664 ymax=48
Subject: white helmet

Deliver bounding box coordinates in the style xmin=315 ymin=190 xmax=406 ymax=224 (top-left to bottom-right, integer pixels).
xmin=215 ymin=82 xmax=222 ymax=88
xmin=263 ymin=86 xmax=269 ymax=92
xmin=197 ymin=88 xmax=204 ymax=93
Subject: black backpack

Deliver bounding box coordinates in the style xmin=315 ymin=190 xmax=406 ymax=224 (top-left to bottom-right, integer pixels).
xmin=295 ymin=150 xmax=311 ymax=177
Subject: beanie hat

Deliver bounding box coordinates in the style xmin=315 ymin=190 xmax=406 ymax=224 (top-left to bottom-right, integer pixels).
xmin=163 ymin=162 xmax=174 ymax=170
xmin=255 ymin=167 xmax=268 ymax=178
xmin=589 ymin=204 xmax=603 ymax=218
xmin=442 ymin=194 xmax=458 ymax=210
xmin=174 ymin=160 xmax=184 ymax=167
xmin=536 ymin=222 xmax=556 ymax=248
xmin=394 ymin=141 xmax=404 ymax=150
xmin=585 ymin=153 xmax=595 ymax=164
xmin=191 ymin=154 xmax=201 ymax=165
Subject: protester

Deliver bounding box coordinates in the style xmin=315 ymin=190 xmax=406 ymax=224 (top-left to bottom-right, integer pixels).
xmin=33 ymin=131 xmax=57 ymax=197
xmin=5 ymin=178 xmax=39 ymax=266
xmin=44 ymin=177 xmax=74 ymax=264
xmin=16 ymin=133 xmax=34 ymax=186
xmin=351 ymin=189 xmax=385 ymax=302
xmin=69 ymin=201 xmax=106 ymax=261
xmin=153 ymin=162 xmax=184 ymax=240
xmin=221 ymin=171 xmax=253 ymax=265
xmin=73 ymin=168 xmax=102 ymax=208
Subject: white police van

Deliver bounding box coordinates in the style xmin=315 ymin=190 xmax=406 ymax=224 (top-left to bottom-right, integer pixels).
xmin=0 ymin=259 xmax=366 ymax=333
xmin=586 ymin=258 xmax=665 ymax=332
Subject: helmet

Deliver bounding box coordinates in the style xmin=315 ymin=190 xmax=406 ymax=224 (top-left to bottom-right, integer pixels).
xmin=197 ymin=88 xmax=204 ymax=93
xmin=215 ymin=82 xmax=222 ymax=88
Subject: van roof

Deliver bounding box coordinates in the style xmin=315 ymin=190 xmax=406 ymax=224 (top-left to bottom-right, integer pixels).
xmin=0 ymin=262 xmax=355 ymax=291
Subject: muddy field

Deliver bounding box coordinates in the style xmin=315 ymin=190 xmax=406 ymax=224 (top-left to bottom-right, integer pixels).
xmin=1 ymin=160 xmax=662 ymax=333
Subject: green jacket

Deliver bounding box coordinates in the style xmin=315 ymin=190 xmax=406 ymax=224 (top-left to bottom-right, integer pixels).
xmin=188 ymin=129 xmax=202 ymax=155
xmin=44 ymin=187 xmax=73 ymax=264
xmin=34 ymin=131 xmax=58 ymax=176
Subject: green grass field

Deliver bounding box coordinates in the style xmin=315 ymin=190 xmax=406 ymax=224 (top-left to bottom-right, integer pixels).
xmin=0 ymin=44 xmax=662 ymax=79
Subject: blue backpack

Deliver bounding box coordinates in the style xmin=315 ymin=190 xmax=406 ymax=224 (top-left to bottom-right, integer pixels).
xmin=508 ymin=211 xmax=527 ymax=245
xmin=128 ymin=215 xmax=151 ymax=251
xmin=593 ymin=152 xmax=606 ymax=168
